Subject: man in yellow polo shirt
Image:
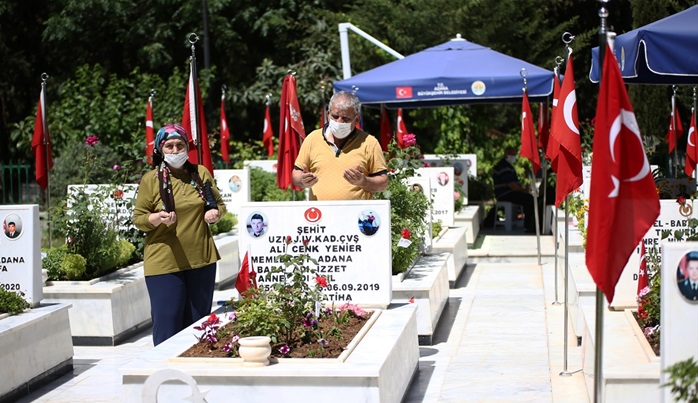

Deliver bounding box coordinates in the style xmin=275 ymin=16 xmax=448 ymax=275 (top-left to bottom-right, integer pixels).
xmin=292 ymin=91 xmax=388 ymax=200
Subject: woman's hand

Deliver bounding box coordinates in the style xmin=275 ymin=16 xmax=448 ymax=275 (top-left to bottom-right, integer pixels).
xmin=150 ymin=211 xmax=177 ymax=227
xmin=204 ymin=209 xmax=220 ymax=224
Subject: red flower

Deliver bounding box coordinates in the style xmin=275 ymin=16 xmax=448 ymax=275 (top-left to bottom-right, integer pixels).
xmin=85 ymin=135 xmax=99 ymax=146
xmin=207 ymin=313 xmax=219 ymax=324
xmin=285 ymin=235 xmax=292 ymax=244
xmin=302 ymin=238 xmax=309 ymax=247
xmin=677 ymin=196 xmax=687 ymax=205
xmin=423 ymin=162 xmax=430 ymax=167
xmin=315 ymin=275 xmax=328 ymax=287
xmin=401 ymin=228 xmax=411 ymax=239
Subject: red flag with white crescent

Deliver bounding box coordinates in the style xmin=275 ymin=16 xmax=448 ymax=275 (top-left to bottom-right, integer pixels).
xmin=379 ymin=104 xmax=392 ymax=152
xmin=277 ymin=74 xmax=304 ymax=190
xmin=145 ymin=96 xmax=155 ymax=160
xmin=520 ymin=92 xmax=540 ymax=174
xmin=235 ymin=250 xmax=258 ymax=297
xmin=263 ymin=104 xmax=274 ymax=157
xmin=181 ymin=67 xmax=214 ymax=174
xmin=550 ymin=55 xmax=583 ymax=207
xmin=685 ymin=109 xmax=697 ymax=176
xmin=32 ymin=84 xmax=53 ymax=190
xmin=586 ymin=45 xmax=660 ymax=304
xmin=396 ymin=108 xmax=408 ymax=149
xmin=665 ymin=100 xmax=684 ymax=153
xmin=220 ymin=93 xmax=230 ymax=164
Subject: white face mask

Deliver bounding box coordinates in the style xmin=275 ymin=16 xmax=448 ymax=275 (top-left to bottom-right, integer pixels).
xmin=506 ymin=155 xmax=517 ymax=164
xmin=328 ymin=119 xmax=354 ymax=139
xmin=164 ymin=152 xmax=189 ymax=169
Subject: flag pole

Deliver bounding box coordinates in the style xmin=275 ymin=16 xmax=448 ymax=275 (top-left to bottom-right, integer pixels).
xmin=558 ymin=32 xmax=581 ymax=377
xmin=221 ymin=85 xmax=229 ymax=168
xmin=521 ymin=68 xmax=542 ymax=265
xmin=41 ymin=73 xmax=52 ymax=249
xmin=551 ymin=60 xmax=563 ymax=306
xmin=671 ymin=86 xmax=679 ymax=178
xmin=594 ymin=2 xmax=610 ymax=401
xmin=188 ymin=33 xmax=203 ymax=164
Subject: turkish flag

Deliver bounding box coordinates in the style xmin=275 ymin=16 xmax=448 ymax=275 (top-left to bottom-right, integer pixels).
xmin=145 ymin=96 xmax=155 ymax=161
xmin=220 ymin=93 xmax=230 ymax=164
xmin=379 ymin=104 xmax=392 ymax=152
xmin=637 ymin=242 xmax=649 ymax=296
xmin=262 ymin=104 xmax=274 ymax=157
xmin=545 ymin=71 xmax=562 ymax=172
xmin=396 ymin=108 xmax=408 ymax=149
xmin=665 ymin=101 xmax=684 ymax=153
xmin=520 ymin=92 xmax=540 ymax=174
xmin=31 ymin=84 xmax=53 ymax=190
xmin=235 ymin=251 xmax=258 ymax=297
xmin=181 ymin=66 xmax=214 ymax=174
xmin=277 ymin=74 xmax=305 ymax=190
xmin=685 ymin=110 xmax=697 ymax=176
xmin=550 ymin=55 xmax=583 ymax=207
xmin=586 ymin=45 xmax=660 ymax=304
xmin=537 ymin=103 xmax=549 ymax=151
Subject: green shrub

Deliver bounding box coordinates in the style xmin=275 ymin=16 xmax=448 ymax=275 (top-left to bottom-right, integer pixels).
xmin=216 ymin=212 xmax=237 ymax=233
xmin=43 ymin=245 xmax=69 ymax=281
xmin=249 ymin=168 xmax=305 ymax=201
xmin=61 ymin=253 xmax=88 ymax=280
xmin=0 ymin=289 xmax=30 ymax=315
xmin=432 ymin=220 xmax=443 ymax=237
xmin=663 ymin=357 xmax=698 ymax=403
xmin=115 ymin=239 xmax=136 ymax=268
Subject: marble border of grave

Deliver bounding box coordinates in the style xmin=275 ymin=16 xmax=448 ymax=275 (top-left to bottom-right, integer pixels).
xmin=431 ymin=226 xmax=468 ymax=287
xmin=0 ymin=303 xmax=73 ymax=402
xmin=213 ymin=232 xmax=240 ymax=289
xmin=120 ymin=304 xmax=419 ymax=403
xmin=391 ymin=252 xmax=450 ymax=345
xmin=454 ymin=204 xmax=481 ymax=245
xmin=579 ymin=297 xmax=660 ymax=402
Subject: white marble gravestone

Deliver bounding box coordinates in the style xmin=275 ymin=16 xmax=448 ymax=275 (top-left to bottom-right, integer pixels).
xmin=0 ymin=205 xmax=42 ymax=305
xmin=213 ymin=168 xmax=250 ymax=218
xmin=417 ymin=167 xmax=455 ymax=227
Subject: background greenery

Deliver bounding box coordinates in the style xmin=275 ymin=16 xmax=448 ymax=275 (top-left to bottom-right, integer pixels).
xmin=2 ymin=0 xmax=697 ymax=201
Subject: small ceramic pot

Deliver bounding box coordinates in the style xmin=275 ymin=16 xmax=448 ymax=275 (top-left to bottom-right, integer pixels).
xmin=238 ymin=336 xmax=272 ymax=367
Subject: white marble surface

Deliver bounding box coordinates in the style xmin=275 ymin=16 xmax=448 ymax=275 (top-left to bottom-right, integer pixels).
xmin=43 ymin=264 xmax=151 ymax=343
xmin=392 ymin=253 xmax=449 ymax=340
xmin=431 ymin=226 xmax=468 ymax=285
xmin=214 ymin=233 xmax=239 ymax=288
xmin=121 ymin=304 xmax=419 ymax=403
xmin=579 ymin=296 xmax=660 ymax=402
xmin=0 ymin=303 xmax=73 ymax=400
xmin=14 ymin=234 xmax=593 ymax=403
xmin=454 ymin=204 xmax=481 ymax=245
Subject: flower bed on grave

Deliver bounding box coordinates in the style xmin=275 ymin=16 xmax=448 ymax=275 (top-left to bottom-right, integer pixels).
xmin=179 ymin=244 xmax=375 ymax=359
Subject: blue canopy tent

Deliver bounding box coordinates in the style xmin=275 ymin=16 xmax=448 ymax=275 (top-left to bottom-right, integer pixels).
xmin=333 ymin=35 xmax=555 ymax=107
xmin=590 ymin=5 xmax=698 ymax=84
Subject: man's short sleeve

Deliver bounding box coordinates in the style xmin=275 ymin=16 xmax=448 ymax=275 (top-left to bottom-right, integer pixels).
xmin=368 ymin=138 xmax=388 ymax=175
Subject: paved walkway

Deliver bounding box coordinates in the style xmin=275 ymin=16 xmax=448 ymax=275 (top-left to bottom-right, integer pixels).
xmin=17 ymin=232 xmax=590 ymax=402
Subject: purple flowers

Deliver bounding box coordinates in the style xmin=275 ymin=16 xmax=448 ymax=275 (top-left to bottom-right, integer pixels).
xmin=112 ymin=165 xmax=120 ymax=170
xmin=85 ymin=135 xmax=99 ymax=146
xmin=318 ymin=339 xmax=329 ymax=347
xmin=279 ymin=345 xmax=290 ymax=355
xmin=302 ymin=312 xmax=318 ymax=328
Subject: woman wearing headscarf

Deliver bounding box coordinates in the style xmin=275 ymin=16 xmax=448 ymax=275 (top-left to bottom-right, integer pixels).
xmin=133 ymin=124 xmax=227 ymax=346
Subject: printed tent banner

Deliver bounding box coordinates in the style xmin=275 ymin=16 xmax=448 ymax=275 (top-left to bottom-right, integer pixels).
xmin=333 ymin=35 xmax=555 ymax=108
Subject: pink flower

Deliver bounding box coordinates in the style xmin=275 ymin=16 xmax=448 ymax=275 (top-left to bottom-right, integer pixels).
xmin=402 ymin=133 xmax=417 ymax=147
xmin=113 ymin=165 xmax=120 ymax=170
xmin=401 ymin=228 xmax=411 ymax=239
xmin=454 ymin=191 xmax=461 ymax=201
xmin=85 ymin=135 xmax=99 ymax=146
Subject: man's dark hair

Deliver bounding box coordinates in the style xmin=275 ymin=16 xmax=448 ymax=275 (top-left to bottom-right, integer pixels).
xmin=251 ymin=213 xmax=263 ymax=222
xmin=7 ymin=222 xmax=15 ymax=226
xmin=686 ymin=251 xmax=698 ymax=263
